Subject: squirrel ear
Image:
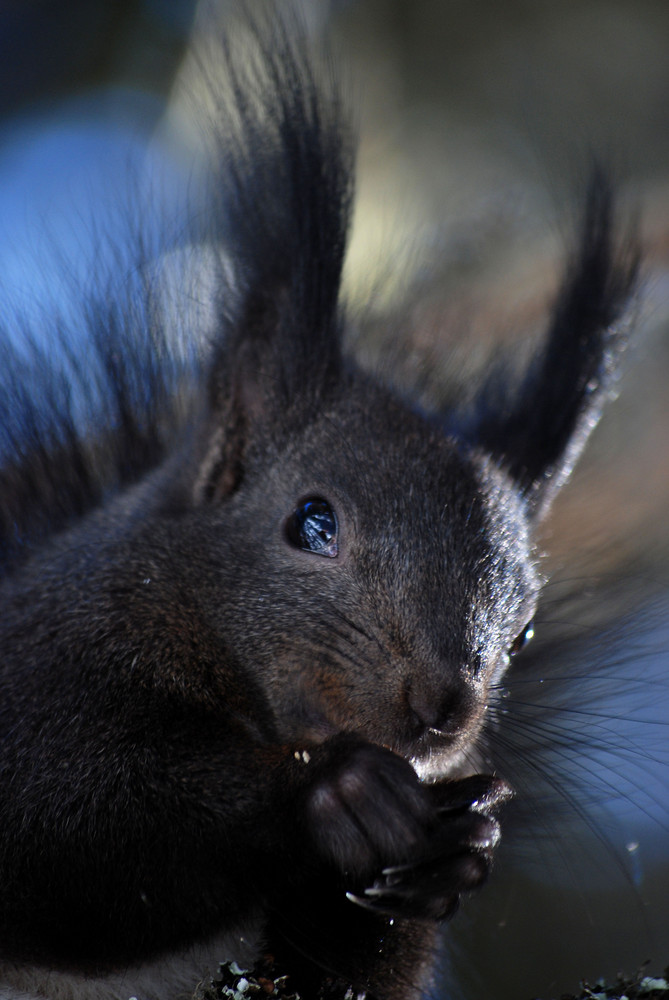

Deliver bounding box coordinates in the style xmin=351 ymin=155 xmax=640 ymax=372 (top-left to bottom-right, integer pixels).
xmin=185 ymin=19 xmax=352 ymax=505
xmin=191 ymin=280 xmax=345 ymax=506
xmin=471 ymin=169 xmax=639 ymax=521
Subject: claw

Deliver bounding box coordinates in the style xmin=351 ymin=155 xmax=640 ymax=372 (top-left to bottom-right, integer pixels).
xmin=380 ymin=862 xmax=412 ymax=877
xmin=345 ymin=891 xmax=386 ymax=914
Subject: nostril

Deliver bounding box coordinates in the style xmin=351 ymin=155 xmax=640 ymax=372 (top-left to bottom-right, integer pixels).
xmin=406 ymin=681 xmax=474 ymax=738
xmin=406 ymin=685 xmax=440 ymax=732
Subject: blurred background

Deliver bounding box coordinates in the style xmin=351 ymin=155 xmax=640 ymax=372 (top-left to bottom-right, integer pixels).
xmin=0 ymin=1 xmax=667 ymax=998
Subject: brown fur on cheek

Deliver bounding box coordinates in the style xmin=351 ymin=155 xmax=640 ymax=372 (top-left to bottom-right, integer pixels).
xmin=261 ymin=663 xmax=366 ymax=744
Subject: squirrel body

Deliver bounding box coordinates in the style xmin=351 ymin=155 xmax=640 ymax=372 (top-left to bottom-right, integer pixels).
xmin=0 ymin=12 xmax=638 ymax=1000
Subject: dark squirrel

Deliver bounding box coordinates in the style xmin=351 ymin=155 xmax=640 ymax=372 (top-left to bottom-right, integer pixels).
xmin=0 ymin=12 xmax=639 ymax=1000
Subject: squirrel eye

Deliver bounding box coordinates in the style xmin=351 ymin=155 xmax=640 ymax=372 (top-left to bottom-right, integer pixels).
xmin=285 ymin=498 xmax=338 ymax=557
xmin=509 ymin=621 xmax=535 ymax=656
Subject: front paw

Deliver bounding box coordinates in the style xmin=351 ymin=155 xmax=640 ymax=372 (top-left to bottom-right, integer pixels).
xmin=348 ymin=774 xmax=512 ymax=921
xmin=304 ymin=736 xmax=512 ymax=921
xmin=305 ymin=736 xmax=433 ymax=877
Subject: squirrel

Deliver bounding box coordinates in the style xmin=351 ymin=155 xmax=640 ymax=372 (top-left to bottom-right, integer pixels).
xmin=0 ymin=10 xmax=640 ymax=1000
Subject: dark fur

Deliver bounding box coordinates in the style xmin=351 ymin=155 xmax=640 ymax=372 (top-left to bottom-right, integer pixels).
xmin=0 ymin=13 xmax=638 ymax=1000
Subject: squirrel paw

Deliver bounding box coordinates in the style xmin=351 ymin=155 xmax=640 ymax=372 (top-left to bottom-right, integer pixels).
xmin=305 ymin=737 xmax=512 ymax=921
xmin=347 ymin=775 xmax=510 ymax=920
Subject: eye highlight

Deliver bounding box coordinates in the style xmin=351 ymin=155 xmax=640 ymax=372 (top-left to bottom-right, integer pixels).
xmin=285 ymin=498 xmax=338 ymax=557
xmin=509 ymin=621 xmax=535 ymax=657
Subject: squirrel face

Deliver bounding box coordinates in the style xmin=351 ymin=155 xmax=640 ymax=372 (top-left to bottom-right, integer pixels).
xmin=168 ymin=381 xmax=540 ymax=774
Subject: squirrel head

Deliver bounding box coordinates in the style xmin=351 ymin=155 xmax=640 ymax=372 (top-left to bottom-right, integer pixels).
xmin=166 ymin=365 xmax=540 ymax=775
xmin=145 ymin=155 xmax=636 ymax=781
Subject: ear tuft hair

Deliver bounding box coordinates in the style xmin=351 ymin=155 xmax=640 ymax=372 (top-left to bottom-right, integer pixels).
xmin=205 ymin=10 xmax=355 ymax=406
xmin=470 ymin=166 xmax=639 ymax=517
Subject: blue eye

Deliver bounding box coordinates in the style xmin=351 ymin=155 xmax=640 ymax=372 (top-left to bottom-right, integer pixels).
xmin=285 ymin=498 xmax=338 ymax=557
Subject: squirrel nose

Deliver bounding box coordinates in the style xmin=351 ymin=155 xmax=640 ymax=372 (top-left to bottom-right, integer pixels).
xmin=407 ymin=683 xmax=470 ymax=737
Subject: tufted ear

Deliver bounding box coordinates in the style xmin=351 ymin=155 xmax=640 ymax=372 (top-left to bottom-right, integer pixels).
xmin=471 ymin=169 xmax=639 ymax=520
xmin=187 ymin=14 xmax=353 ymax=505
xmin=214 ymin=10 xmax=352 ymax=393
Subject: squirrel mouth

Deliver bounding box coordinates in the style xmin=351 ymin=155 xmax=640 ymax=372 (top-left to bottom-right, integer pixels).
xmin=404 ymin=726 xmax=484 ymax=782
